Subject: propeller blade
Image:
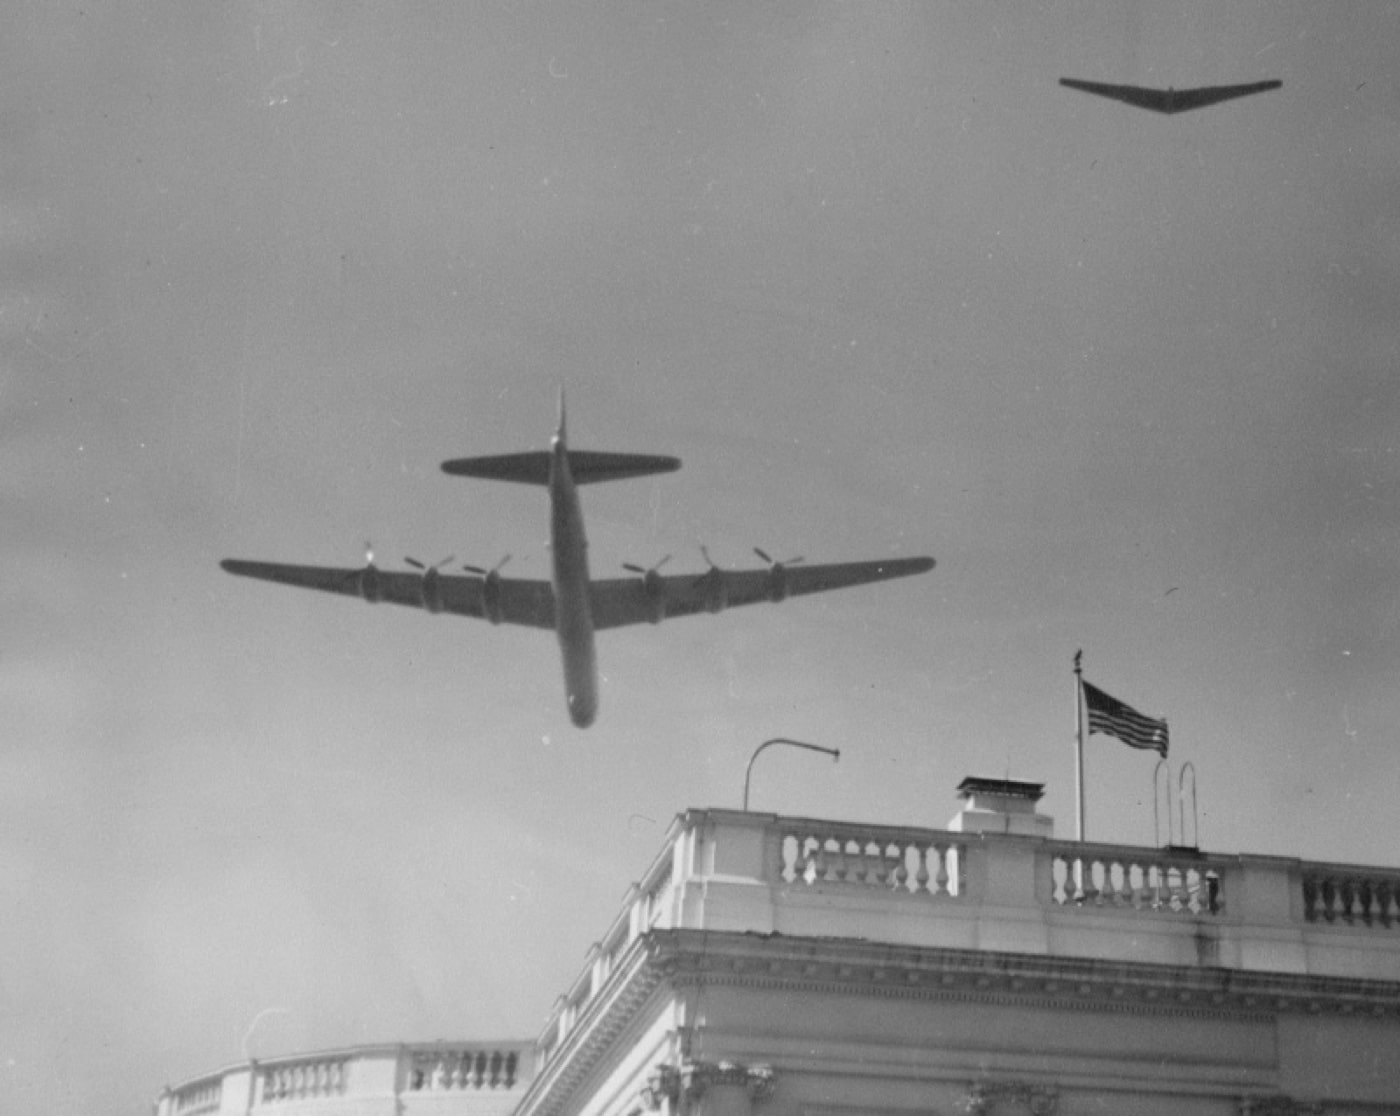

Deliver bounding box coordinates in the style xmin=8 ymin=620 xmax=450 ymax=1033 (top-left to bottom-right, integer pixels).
xmin=464 ymin=554 xmax=511 ymax=577
xmin=624 ymin=554 xmax=672 ymax=577
xmin=755 ymin=547 xmax=803 ymax=567
xmin=407 ymin=555 xmax=455 ymax=572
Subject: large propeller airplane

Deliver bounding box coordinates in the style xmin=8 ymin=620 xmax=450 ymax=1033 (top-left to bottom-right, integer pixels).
xmin=1059 ymin=77 xmax=1281 ymax=115
xmin=221 ymin=397 xmax=935 ymax=728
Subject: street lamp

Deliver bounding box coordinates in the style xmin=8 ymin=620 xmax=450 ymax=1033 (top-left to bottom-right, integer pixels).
xmin=742 ymin=737 xmax=841 ymax=811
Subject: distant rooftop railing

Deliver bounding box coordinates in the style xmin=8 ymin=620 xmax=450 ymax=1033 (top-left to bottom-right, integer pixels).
xmin=157 ymin=1041 xmax=534 ymax=1116
xmin=535 ymin=807 xmax=1400 ymax=1067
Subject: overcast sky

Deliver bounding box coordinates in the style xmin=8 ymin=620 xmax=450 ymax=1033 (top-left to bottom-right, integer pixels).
xmin=5 ymin=4 xmax=1399 ymax=1115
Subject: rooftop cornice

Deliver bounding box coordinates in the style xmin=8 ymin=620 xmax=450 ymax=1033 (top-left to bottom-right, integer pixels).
xmin=515 ymin=935 xmax=668 ymax=1116
xmin=646 ymin=928 xmax=1400 ymax=1022
xmin=519 ymin=925 xmax=1400 ymax=1116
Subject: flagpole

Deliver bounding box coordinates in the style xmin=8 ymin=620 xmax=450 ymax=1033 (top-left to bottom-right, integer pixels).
xmin=1073 ymin=650 xmax=1086 ymax=843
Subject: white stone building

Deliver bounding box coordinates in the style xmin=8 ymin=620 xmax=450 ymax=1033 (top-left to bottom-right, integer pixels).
xmin=158 ymin=780 xmax=1400 ymax=1116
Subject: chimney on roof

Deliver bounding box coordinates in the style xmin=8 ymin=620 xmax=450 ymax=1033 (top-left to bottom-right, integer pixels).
xmin=947 ymin=777 xmax=1053 ymax=838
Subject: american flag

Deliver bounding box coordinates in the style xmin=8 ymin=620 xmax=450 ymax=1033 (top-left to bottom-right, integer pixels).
xmin=1082 ymin=679 xmax=1168 ymax=757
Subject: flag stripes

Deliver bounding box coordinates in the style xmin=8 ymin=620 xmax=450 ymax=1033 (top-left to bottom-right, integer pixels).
xmin=1082 ymin=679 xmax=1168 ymax=757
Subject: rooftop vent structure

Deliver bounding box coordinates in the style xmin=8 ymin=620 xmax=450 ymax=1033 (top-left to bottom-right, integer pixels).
xmin=947 ymin=777 xmax=1053 ymax=838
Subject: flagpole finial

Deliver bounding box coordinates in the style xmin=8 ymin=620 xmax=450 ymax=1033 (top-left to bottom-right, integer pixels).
xmin=1073 ymin=649 xmax=1083 ymax=673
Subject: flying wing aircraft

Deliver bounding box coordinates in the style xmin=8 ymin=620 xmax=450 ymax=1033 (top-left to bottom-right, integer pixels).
xmin=1059 ymin=77 xmax=1281 ymax=114
xmin=221 ymin=397 xmax=935 ymax=728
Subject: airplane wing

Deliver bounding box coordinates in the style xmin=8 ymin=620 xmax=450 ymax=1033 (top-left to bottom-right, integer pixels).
xmin=1059 ymin=78 xmax=1280 ymax=114
xmin=219 ymin=559 xmax=556 ymax=629
xmin=588 ymin=556 xmax=935 ymax=631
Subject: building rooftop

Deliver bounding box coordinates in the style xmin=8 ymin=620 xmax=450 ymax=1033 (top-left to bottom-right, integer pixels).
xmin=159 ymin=789 xmax=1400 ymax=1116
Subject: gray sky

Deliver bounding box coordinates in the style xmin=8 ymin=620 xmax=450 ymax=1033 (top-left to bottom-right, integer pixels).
xmin=5 ymin=4 xmax=1399 ymax=1114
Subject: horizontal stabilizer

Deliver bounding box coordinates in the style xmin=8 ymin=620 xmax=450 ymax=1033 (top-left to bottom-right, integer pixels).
xmin=441 ymin=450 xmax=681 ymax=485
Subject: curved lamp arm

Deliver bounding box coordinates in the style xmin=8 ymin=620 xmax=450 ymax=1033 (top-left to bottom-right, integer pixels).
xmin=743 ymin=737 xmax=841 ymax=811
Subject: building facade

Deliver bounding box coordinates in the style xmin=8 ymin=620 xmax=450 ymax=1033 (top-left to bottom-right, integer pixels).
xmin=155 ymin=1042 xmax=534 ymax=1116
xmin=160 ymin=782 xmax=1400 ymax=1115
xmin=517 ymin=784 xmax=1400 ymax=1116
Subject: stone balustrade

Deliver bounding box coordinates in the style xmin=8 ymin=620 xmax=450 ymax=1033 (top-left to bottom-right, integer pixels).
xmin=779 ymin=819 xmax=964 ymax=897
xmin=171 ymin=1076 xmax=222 ymax=1116
xmin=1301 ymin=864 xmax=1400 ymax=926
xmin=156 ymin=1042 xmax=534 ymax=1116
xmin=260 ymin=1054 xmax=348 ymax=1102
xmin=409 ymin=1047 xmax=522 ymax=1092
xmin=1050 ymin=844 xmax=1222 ymax=915
xmin=533 ymin=807 xmax=1400 ymax=1072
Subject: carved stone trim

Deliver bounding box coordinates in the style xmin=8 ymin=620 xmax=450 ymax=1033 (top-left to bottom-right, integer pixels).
xmin=648 ymin=1061 xmax=775 ymax=1104
xmin=641 ymin=1066 xmax=680 ymax=1111
xmin=684 ymin=1061 xmax=776 ymax=1103
xmin=963 ymin=1081 xmax=1058 ymax=1116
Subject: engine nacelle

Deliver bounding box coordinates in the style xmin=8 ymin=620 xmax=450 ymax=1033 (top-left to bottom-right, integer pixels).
xmin=699 ymin=568 xmax=727 ymax=614
xmin=766 ymin=563 xmax=789 ymax=603
xmin=481 ymin=571 xmax=503 ymax=625
xmin=465 ymin=557 xmax=510 ymax=624
xmin=418 ymin=567 xmax=444 ymax=614
xmin=358 ymin=563 xmax=382 ymax=603
xmin=641 ymin=569 xmax=666 ymax=624
xmin=755 ymin=548 xmax=799 ymax=604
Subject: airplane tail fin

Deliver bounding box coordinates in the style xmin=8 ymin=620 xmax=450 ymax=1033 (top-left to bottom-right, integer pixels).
xmin=441 ymin=450 xmax=681 ymax=485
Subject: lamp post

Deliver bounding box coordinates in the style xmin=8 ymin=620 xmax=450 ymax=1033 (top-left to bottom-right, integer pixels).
xmin=742 ymin=737 xmax=840 ymax=811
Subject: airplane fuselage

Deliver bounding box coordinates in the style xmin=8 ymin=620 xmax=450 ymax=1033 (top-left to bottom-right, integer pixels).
xmin=549 ymin=428 xmax=599 ymax=727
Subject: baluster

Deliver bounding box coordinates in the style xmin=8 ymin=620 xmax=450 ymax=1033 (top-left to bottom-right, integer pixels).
xmin=1320 ymin=877 xmax=1337 ymax=922
xmin=1377 ymin=881 xmax=1394 ymax=928
xmin=1357 ymin=879 xmax=1374 ymax=925
xmin=505 ymin=1051 xmax=519 ymax=1088
xmin=790 ymin=834 xmax=808 ymax=883
xmin=1185 ymin=867 xmax=1203 ymax=913
xmin=809 ymin=836 xmax=827 ymax=882
xmin=837 ymin=839 xmax=855 ymax=882
xmin=888 ymin=841 xmax=908 ymax=891
xmin=846 ymin=840 xmax=863 ymax=884
xmin=828 ymin=839 xmax=846 ymax=882
xmin=933 ymin=842 xmax=950 ymax=897
xmin=1339 ymin=877 xmax=1356 ymax=924
xmin=864 ymin=840 xmax=881 ymax=885
xmin=1110 ymin=859 xmax=1127 ymax=906
xmin=474 ymin=1051 xmax=487 ymax=1088
xmin=1080 ymin=858 xmax=1097 ymax=905
xmin=864 ymin=841 xmax=882 ymax=886
xmin=1172 ymin=865 xmax=1189 ymax=911
xmin=1127 ymin=861 xmax=1146 ymax=910
xmin=915 ymin=844 xmax=931 ymax=894
xmin=1301 ymin=874 xmax=1318 ymax=921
